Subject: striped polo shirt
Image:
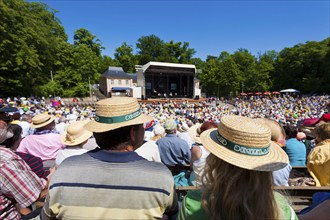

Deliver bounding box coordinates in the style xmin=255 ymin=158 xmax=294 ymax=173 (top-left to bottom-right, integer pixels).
xmin=41 ymin=149 xmax=177 ymax=219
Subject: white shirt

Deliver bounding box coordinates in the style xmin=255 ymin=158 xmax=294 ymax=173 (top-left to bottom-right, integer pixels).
xmin=178 ymin=131 xmax=194 ymax=149
xmin=135 ymin=140 xmax=161 ymax=162
xmin=18 ymin=121 xmax=31 ymax=138
xmin=55 ymin=147 xmax=88 ymax=167
xmin=55 ymin=122 xmax=67 ymax=134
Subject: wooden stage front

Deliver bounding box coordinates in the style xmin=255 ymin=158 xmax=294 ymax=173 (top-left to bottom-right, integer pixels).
xmin=137 ymin=97 xmax=207 ymax=103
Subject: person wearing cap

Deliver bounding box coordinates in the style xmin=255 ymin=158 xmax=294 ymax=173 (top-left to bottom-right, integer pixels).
xmin=16 ymin=114 xmax=65 ymax=164
xmin=143 ymin=119 xmax=155 ymax=141
xmin=55 ymin=121 xmax=92 ymax=167
xmin=156 ymin=118 xmax=191 ymax=166
xmin=41 ymin=97 xmax=178 ymax=219
xmin=178 ymin=115 xmax=297 ymax=220
xmin=307 ymin=123 xmax=330 ymax=186
xmin=0 ymin=120 xmax=48 ymax=220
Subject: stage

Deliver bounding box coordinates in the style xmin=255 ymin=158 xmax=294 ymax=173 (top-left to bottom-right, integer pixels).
xmin=137 ymin=97 xmax=207 ymax=103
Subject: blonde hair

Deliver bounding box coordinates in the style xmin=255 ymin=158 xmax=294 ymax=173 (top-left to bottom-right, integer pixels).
xmin=201 ymin=154 xmax=280 ymax=220
xmin=255 ymin=118 xmax=286 ymax=142
xmin=151 ymin=124 xmax=165 ymax=141
xmin=315 ymin=123 xmax=330 ymax=142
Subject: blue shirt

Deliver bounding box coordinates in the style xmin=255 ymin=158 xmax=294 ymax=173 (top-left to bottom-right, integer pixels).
xmin=272 ymin=164 xmax=292 ymax=186
xmin=284 ymin=138 xmax=307 ymax=166
xmin=156 ymin=134 xmax=191 ymax=166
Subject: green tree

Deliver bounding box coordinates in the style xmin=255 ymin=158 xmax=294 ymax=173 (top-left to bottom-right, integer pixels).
xmin=114 ymin=42 xmax=137 ymax=73
xmin=73 ymin=28 xmax=104 ymax=57
xmin=42 ymin=44 xmax=101 ymax=97
xmin=99 ymin=55 xmax=119 ymax=74
xmin=0 ymin=0 xmax=67 ymax=96
xmin=231 ymin=49 xmax=257 ymax=92
xmin=136 ymin=35 xmax=164 ymax=64
xmin=179 ymin=42 xmax=196 ymax=63
xmin=199 ymin=57 xmax=221 ymax=96
xmin=273 ymin=38 xmax=330 ymax=93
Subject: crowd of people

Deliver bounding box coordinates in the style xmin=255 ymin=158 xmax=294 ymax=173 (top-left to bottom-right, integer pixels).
xmin=0 ymin=94 xmax=329 ymax=220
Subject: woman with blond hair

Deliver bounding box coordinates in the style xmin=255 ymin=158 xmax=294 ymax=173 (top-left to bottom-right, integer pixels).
xmin=178 ymin=115 xmax=297 ymax=220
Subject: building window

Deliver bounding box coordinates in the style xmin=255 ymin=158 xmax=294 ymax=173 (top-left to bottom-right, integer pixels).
xmin=118 ymin=80 xmax=121 ymax=85
xmin=111 ymin=79 xmax=114 ymax=85
xmin=126 ymin=80 xmax=129 ymax=85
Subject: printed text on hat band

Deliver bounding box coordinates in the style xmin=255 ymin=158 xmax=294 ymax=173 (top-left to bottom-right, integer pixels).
xmin=95 ymin=109 xmax=141 ymax=124
xmin=215 ymin=131 xmax=269 ymax=156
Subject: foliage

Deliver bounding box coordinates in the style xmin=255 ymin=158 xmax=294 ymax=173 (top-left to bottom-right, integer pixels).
xmin=0 ymin=0 xmax=329 ymax=97
xmin=73 ymin=28 xmax=104 ymax=57
xmin=0 ymin=0 xmax=67 ymax=96
xmin=273 ymin=38 xmax=330 ymax=94
xmin=114 ymin=42 xmax=137 ymax=73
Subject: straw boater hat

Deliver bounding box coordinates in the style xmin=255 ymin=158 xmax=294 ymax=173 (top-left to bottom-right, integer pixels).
xmin=200 ymin=115 xmax=288 ymax=171
xmin=188 ymin=123 xmax=201 ymax=144
xmin=30 ymin=114 xmax=55 ymax=129
xmin=85 ymin=97 xmax=152 ymax=133
xmin=61 ymin=121 xmax=92 ymax=146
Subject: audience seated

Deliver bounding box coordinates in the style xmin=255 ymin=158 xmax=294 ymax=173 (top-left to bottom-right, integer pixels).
xmin=284 ymin=125 xmax=306 ymax=166
xmin=156 ymin=119 xmax=191 ymax=166
xmin=307 ymin=123 xmax=330 ymax=186
xmin=178 ymin=116 xmax=296 ymax=220
xmin=0 ymin=120 xmax=47 ymax=220
xmin=2 ymin=124 xmax=49 ymax=179
xmin=18 ymin=114 xmax=33 ymax=138
xmin=135 ymin=124 xmax=163 ymax=162
xmin=178 ymin=122 xmax=194 ymax=149
xmin=41 ymin=97 xmax=178 ymax=219
xmin=16 ymin=114 xmax=65 ymax=167
xmin=55 ymin=121 xmax=92 ymax=167
xmin=256 ymin=118 xmax=292 ymax=186
xmin=190 ymin=121 xmax=217 ymax=187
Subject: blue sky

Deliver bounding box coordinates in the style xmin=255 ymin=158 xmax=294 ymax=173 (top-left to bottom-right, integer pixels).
xmin=35 ymin=0 xmax=329 ymax=60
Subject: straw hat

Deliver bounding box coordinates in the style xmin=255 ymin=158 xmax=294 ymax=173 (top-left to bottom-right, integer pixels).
xmin=200 ymin=115 xmax=288 ymax=171
xmin=61 ymin=121 xmax=92 ymax=146
xmin=30 ymin=114 xmax=55 ymax=129
xmin=85 ymin=97 xmax=152 ymax=133
xmin=188 ymin=123 xmax=201 ymax=144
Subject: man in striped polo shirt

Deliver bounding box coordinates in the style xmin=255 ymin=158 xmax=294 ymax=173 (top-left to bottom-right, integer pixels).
xmin=41 ymin=97 xmax=178 ymax=219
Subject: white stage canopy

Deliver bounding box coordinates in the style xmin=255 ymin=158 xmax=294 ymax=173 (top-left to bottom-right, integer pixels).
xmin=280 ymin=88 xmax=300 ymax=93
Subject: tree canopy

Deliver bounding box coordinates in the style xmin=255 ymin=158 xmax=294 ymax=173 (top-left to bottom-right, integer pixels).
xmin=1 ymin=0 xmax=329 ymax=97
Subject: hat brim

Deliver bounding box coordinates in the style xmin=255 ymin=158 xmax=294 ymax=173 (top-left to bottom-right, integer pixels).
xmin=30 ymin=116 xmax=55 ymax=129
xmin=200 ymin=128 xmax=289 ymax=172
xmin=85 ymin=113 xmax=153 ymax=133
xmin=61 ymin=131 xmax=92 ymax=146
xmin=188 ymin=124 xmax=201 ymax=144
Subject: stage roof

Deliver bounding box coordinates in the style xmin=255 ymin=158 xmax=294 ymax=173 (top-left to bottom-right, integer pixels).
xmin=141 ymin=62 xmax=196 ymax=75
xmin=102 ymin=67 xmax=136 ymax=80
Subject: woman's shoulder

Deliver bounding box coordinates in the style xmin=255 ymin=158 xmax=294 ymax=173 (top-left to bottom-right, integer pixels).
xmin=179 ymin=190 xmax=207 ymax=220
xmin=274 ymin=191 xmax=298 ymax=220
